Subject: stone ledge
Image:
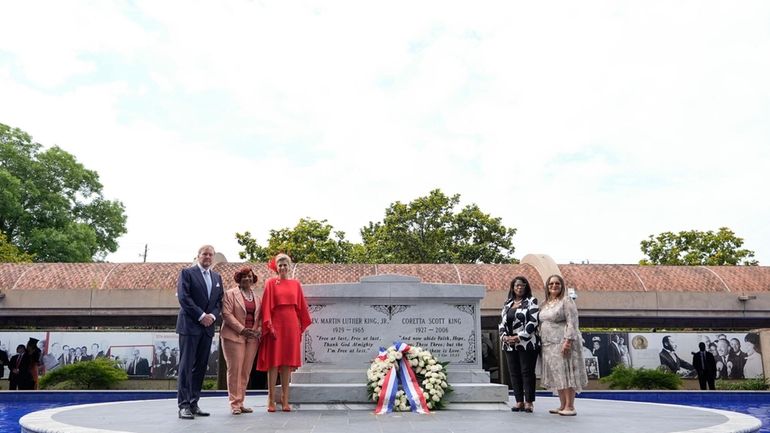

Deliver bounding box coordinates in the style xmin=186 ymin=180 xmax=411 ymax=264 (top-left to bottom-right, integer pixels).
xmin=288 ymin=382 xmax=508 ymax=404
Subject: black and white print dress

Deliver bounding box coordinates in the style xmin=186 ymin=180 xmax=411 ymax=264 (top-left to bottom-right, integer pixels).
xmin=498 ymin=296 xmax=540 ymax=351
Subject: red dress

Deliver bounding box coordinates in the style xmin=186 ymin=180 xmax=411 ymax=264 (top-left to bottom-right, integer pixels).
xmin=256 ymin=277 xmax=312 ymax=370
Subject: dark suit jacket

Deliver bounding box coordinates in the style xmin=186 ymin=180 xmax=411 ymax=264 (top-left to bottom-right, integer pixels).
xmin=176 ymin=265 xmax=223 ymax=337
xmin=9 ymin=352 xmax=34 ymax=389
xmin=609 ymin=342 xmax=622 ymax=367
xmin=716 ymin=355 xmax=730 ymax=379
xmin=0 ymin=349 xmax=8 ymax=378
xmin=8 ymin=353 xmax=22 ymax=383
xmin=727 ymin=352 xmax=745 ymax=379
xmin=127 ymin=357 xmax=150 ymax=376
xmin=659 ymin=349 xmax=693 ymax=373
xmin=691 ymin=350 xmax=717 ymax=379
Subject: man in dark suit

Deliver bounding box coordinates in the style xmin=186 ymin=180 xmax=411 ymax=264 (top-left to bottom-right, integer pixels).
xmin=608 ymin=334 xmax=623 ymax=371
xmin=127 ymin=349 xmax=151 ymax=376
xmin=9 ymin=344 xmax=30 ymax=390
xmin=80 ymin=346 xmax=93 ymax=362
xmin=728 ymin=338 xmax=746 ymax=379
xmin=176 ymin=245 xmax=223 ymax=420
xmin=659 ymin=335 xmax=694 ymax=375
xmin=691 ymin=342 xmax=717 ymax=390
xmin=63 ymin=347 xmax=76 ymax=365
xmin=715 ymin=339 xmax=731 ymax=379
xmin=0 ymin=343 xmax=8 ymax=379
xmin=92 ymin=343 xmax=106 ymax=359
xmin=58 ymin=345 xmax=70 ymax=366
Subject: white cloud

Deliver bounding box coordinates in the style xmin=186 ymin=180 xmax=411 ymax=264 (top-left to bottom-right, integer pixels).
xmin=0 ymin=0 xmax=768 ymax=265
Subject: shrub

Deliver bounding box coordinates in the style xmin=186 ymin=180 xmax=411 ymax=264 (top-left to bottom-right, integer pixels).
xmin=716 ymin=377 xmax=769 ymax=391
xmin=39 ymin=359 xmax=128 ymax=390
xmin=600 ymin=364 xmax=635 ymax=389
xmin=600 ymin=365 xmax=682 ymax=390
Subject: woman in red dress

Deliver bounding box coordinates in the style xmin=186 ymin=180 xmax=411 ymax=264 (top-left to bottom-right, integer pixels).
xmin=256 ymin=253 xmax=311 ymax=412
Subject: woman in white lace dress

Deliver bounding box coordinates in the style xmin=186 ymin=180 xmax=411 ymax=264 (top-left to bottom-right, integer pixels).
xmin=539 ymin=274 xmax=587 ymax=416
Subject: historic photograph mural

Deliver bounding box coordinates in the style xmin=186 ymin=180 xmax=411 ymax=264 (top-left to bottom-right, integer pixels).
xmin=0 ymin=330 xmax=763 ymax=382
xmin=628 ymin=332 xmax=763 ymax=379
xmin=581 ymin=332 xmax=630 ymax=378
xmin=0 ymin=331 xmax=219 ymax=379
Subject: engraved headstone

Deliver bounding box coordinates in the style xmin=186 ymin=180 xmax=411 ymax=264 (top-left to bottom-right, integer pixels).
xmin=289 ymin=274 xmax=508 ymax=404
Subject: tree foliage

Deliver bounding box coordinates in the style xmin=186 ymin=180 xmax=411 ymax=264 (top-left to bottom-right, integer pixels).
xmin=639 ymin=227 xmax=758 ymax=266
xmin=0 ymin=123 xmax=127 ymax=262
xmin=237 ymin=218 xmax=354 ymax=263
xmin=360 ymin=189 xmax=517 ymax=264
xmin=236 ymin=189 xmax=518 ymax=264
xmin=235 ymin=231 xmax=270 ymax=262
xmin=0 ymin=231 xmax=34 ymax=262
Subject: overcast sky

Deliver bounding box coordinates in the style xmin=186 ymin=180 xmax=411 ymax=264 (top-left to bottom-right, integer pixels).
xmin=1 ymin=1 xmax=768 ymax=265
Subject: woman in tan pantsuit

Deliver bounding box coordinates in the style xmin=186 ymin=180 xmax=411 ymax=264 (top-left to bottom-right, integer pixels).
xmin=221 ymin=267 xmax=262 ymax=415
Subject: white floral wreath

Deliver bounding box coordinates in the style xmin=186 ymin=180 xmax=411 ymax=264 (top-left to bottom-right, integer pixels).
xmin=366 ymin=342 xmax=451 ymax=412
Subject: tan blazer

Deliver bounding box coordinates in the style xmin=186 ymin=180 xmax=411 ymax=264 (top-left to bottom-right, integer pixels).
xmin=220 ymin=288 xmax=261 ymax=343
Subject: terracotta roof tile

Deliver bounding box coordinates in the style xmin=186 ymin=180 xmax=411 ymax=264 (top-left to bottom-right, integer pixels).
xmin=0 ymin=263 xmax=31 ymax=289
xmin=375 ymin=264 xmax=461 ymax=285
xmin=103 ymin=263 xmax=185 ymax=290
xmin=453 ymin=264 xmax=541 ymax=292
xmin=293 ymin=264 xmax=377 ymax=285
xmin=8 ymin=263 xmax=116 ymax=290
xmin=1 ymin=263 xmax=769 ymax=294
xmin=560 ymin=265 xmax=643 ymax=292
xmin=704 ymin=266 xmax=770 ymax=293
xmin=630 ymin=265 xmax=725 ymax=292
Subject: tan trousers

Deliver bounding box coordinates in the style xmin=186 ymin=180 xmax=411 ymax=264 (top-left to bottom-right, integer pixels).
xmin=221 ymin=337 xmax=259 ymax=410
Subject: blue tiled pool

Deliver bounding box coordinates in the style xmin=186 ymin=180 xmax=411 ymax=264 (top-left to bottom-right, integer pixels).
xmin=0 ymin=391 xmax=221 ymax=433
xmin=576 ymin=391 xmax=769 ymax=433
xmin=2 ymin=391 xmax=768 ymax=433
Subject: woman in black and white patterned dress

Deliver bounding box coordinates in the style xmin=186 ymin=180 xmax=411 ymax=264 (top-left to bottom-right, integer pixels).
xmin=498 ymin=276 xmax=540 ymax=413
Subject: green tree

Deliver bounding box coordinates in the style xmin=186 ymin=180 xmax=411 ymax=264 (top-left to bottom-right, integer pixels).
xmin=0 ymin=123 xmax=127 ymax=262
xmin=235 ymin=231 xmax=271 ymax=262
xmin=639 ymin=227 xmax=758 ymax=266
xmin=359 ymin=189 xmax=517 ymax=263
xmin=0 ymin=231 xmax=34 ymax=262
xmin=237 ymin=218 xmax=354 ymax=263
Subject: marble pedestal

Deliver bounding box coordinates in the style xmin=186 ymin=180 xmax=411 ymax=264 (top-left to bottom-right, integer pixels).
xmin=289 ymin=274 xmax=508 ymax=404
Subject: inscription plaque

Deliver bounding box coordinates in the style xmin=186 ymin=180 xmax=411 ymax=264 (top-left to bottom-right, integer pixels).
xmin=304 ymin=302 xmax=477 ymax=367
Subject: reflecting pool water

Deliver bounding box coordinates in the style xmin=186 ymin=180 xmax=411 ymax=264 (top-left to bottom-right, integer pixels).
xmin=1 ymin=391 xmax=767 ymax=433
xmin=579 ymin=390 xmax=769 ymax=433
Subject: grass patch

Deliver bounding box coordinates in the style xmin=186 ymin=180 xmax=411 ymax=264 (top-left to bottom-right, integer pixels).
xmin=716 ymin=377 xmax=768 ymax=391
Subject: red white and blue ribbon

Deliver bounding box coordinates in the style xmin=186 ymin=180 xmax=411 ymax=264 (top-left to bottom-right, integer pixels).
xmin=374 ymin=341 xmax=431 ymax=415
xmin=374 ymin=347 xmax=398 ymax=414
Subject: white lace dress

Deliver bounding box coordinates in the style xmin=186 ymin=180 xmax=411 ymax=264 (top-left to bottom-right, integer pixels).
xmin=539 ymin=296 xmax=588 ymax=392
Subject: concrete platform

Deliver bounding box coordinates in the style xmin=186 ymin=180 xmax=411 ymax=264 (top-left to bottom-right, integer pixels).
xmin=20 ymin=395 xmax=761 ymax=433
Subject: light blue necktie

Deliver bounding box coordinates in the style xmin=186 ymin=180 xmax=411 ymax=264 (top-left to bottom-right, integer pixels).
xmin=203 ymin=270 xmax=212 ymax=298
